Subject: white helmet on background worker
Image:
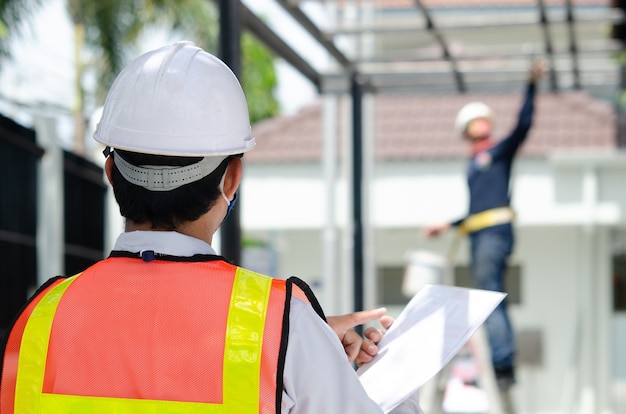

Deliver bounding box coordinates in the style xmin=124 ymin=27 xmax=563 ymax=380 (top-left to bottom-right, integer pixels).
xmin=93 ymin=41 xmax=255 ymax=157
xmin=454 ymin=101 xmax=494 ymax=136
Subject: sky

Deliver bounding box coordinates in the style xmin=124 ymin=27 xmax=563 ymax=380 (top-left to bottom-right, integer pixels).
xmin=0 ymin=0 xmax=74 ymax=133
xmin=0 ymin=0 xmax=326 ymax=151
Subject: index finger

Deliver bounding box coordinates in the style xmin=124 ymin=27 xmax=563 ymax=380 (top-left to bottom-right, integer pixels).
xmin=340 ymin=307 xmax=388 ymax=330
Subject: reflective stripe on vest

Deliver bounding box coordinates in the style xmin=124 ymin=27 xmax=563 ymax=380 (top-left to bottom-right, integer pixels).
xmin=5 ymin=260 xmax=282 ymax=413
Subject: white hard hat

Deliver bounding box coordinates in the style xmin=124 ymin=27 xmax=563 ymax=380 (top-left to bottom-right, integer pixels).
xmin=454 ymin=101 xmax=494 ymax=135
xmin=93 ymin=41 xmax=255 ymax=157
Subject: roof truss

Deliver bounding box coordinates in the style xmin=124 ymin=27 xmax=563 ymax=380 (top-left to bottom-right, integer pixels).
xmin=239 ymin=1 xmax=621 ymax=97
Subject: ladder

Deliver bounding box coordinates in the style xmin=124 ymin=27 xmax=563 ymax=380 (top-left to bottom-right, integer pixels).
xmin=417 ymin=235 xmax=515 ymax=414
xmin=419 ymin=325 xmax=515 ymax=414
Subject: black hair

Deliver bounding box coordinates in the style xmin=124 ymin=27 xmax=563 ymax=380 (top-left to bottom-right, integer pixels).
xmin=110 ymin=149 xmax=241 ymax=229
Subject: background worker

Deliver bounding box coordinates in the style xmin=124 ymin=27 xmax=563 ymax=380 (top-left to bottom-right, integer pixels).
xmin=1 ymin=42 xmax=421 ymax=413
xmin=424 ymin=60 xmax=544 ymax=390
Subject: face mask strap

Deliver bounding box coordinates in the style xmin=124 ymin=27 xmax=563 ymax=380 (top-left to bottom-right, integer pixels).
xmin=219 ymin=167 xmax=231 ymax=205
xmin=219 ymin=167 xmax=237 ymax=222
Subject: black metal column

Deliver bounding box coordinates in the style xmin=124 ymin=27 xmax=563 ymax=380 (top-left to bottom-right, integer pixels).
xmin=219 ymin=0 xmax=242 ymax=265
xmin=351 ymin=72 xmax=364 ymax=314
xmin=611 ymin=1 xmax=626 ymax=147
xmin=617 ymin=60 xmax=626 ymax=147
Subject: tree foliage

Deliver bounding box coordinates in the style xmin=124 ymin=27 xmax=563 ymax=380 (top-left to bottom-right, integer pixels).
xmin=242 ymin=32 xmax=279 ymax=124
xmin=0 ymin=0 xmax=43 ymax=61
xmin=0 ymin=0 xmax=279 ymax=125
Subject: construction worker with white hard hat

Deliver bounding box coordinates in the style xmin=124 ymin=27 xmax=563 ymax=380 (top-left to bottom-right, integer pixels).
xmin=424 ymin=60 xmax=545 ymax=391
xmin=0 ymin=41 xmax=422 ymax=413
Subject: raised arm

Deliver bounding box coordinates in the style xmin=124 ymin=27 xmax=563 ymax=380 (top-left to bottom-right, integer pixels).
xmin=493 ymin=60 xmax=545 ymax=159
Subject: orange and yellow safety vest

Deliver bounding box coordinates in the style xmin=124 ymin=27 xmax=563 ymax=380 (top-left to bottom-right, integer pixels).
xmin=1 ymin=254 xmax=319 ymax=413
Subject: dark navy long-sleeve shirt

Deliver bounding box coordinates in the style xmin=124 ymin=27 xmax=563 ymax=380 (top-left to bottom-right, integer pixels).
xmin=453 ymin=83 xmax=536 ymax=229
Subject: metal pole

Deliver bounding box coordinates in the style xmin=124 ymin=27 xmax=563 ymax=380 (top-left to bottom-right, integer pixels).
xmin=219 ymin=0 xmax=242 ymax=265
xmin=35 ymin=116 xmax=64 ymax=285
xmin=322 ymin=94 xmax=339 ymax=315
xmin=610 ymin=2 xmax=626 ymax=147
xmin=351 ymin=71 xmax=364 ymax=314
xmin=618 ymin=49 xmax=626 ymax=147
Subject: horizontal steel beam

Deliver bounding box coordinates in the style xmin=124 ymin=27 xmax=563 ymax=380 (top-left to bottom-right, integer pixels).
xmin=320 ymin=68 xmax=618 ymax=94
xmin=326 ymin=14 xmax=617 ymax=36
xmin=355 ymin=46 xmax=619 ymax=64
xmin=240 ymin=4 xmax=321 ymax=89
xmin=273 ymin=0 xmax=353 ymax=69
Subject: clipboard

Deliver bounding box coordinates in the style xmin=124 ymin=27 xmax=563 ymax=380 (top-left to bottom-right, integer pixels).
xmin=357 ymin=284 xmax=506 ymax=413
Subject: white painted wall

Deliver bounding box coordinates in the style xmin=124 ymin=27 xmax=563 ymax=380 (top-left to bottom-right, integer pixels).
xmin=241 ymin=151 xmax=626 ymax=414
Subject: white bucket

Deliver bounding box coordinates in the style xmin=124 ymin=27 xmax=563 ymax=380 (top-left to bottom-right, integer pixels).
xmin=402 ymin=250 xmax=447 ymax=297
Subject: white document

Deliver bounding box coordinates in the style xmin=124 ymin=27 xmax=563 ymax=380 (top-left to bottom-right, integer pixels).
xmin=357 ymin=284 xmax=506 ymax=413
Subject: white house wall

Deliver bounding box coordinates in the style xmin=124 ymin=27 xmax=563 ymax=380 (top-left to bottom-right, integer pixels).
xmin=243 ymin=155 xmax=626 ymax=232
xmin=513 ymin=225 xmax=612 ymax=413
xmin=242 ymin=153 xmax=624 ymax=413
xmin=241 ymin=163 xmax=343 ymax=230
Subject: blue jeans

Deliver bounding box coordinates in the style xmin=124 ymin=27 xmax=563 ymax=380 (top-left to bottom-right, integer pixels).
xmin=469 ymin=227 xmax=515 ymax=370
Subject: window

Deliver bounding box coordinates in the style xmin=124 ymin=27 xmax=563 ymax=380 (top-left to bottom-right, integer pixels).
xmin=612 ymin=253 xmax=626 ymax=311
xmin=453 ymin=265 xmax=522 ymax=305
xmin=377 ymin=264 xmax=522 ymax=306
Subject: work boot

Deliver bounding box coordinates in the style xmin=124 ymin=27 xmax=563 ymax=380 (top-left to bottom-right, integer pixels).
xmin=494 ymin=366 xmax=516 ymax=390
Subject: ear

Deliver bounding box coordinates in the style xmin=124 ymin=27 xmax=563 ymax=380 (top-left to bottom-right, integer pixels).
xmin=222 ymin=157 xmax=242 ymax=201
xmin=104 ymin=156 xmax=115 ymax=187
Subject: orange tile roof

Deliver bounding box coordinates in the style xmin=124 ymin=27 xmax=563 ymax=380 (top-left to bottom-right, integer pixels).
xmin=248 ymin=91 xmax=616 ymax=163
